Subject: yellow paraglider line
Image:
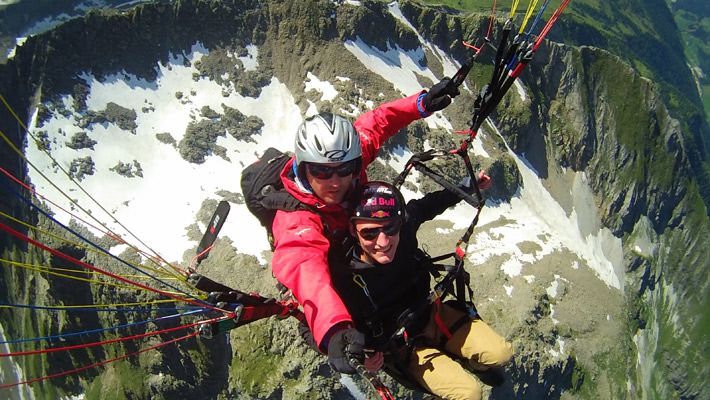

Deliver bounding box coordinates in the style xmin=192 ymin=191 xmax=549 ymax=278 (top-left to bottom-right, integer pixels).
xmin=509 ymin=0 xmax=521 ymax=19
xmin=0 ymin=210 xmax=182 ymax=279
xmin=519 ymin=0 xmax=540 ymax=34
xmin=0 ymin=257 xmax=186 ymax=295
xmin=0 ymin=298 xmax=185 ymax=310
xmin=0 ymin=93 xmax=188 ymax=280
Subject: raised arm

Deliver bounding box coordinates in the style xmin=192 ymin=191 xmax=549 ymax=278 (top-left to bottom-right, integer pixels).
xmin=406 ymin=171 xmax=490 ymax=229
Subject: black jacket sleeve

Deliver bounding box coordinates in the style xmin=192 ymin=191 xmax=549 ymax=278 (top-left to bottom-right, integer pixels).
xmin=405 ymin=186 xmax=473 ymax=231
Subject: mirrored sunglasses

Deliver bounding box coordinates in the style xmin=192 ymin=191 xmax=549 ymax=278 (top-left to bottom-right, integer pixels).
xmin=307 ymin=158 xmax=361 ymax=180
xmin=357 ymin=219 xmax=402 ymax=241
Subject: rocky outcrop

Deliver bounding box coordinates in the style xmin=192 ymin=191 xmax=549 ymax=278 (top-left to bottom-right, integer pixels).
xmin=401 ymin=2 xmax=709 ymax=397
xmin=492 ymin=38 xmax=710 ymax=400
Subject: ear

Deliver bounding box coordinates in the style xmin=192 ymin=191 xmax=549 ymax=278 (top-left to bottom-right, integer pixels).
xmin=349 ymin=222 xmax=358 ymax=238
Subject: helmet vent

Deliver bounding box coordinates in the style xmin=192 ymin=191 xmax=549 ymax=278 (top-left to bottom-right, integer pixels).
xmin=344 ymin=128 xmax=351 ymax=149
xmin=320 ymin=112 xmax=335 ymax=133
xmin=313 ymin=134 xmax=323 ymax=152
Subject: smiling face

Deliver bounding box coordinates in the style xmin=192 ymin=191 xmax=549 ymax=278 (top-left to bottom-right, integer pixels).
xmin=351 ymin=218 xmax=401 ymax=265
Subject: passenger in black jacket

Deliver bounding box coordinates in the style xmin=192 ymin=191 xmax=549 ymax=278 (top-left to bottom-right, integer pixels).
xmin=332 ymin=179 xmax=513 ymax=400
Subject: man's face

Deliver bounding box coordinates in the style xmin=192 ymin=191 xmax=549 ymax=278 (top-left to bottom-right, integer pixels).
xmin=351 ymin=218 xmax=401 ymax=264
xmin=305 ymin=160 xmax=358 ymax=205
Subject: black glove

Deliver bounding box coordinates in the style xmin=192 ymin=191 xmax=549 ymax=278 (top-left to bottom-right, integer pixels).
xmin=421 ymin=77 xmax=460 ymax=113
xmin=298 ymin=319 xmax=319 ymax=352
xmin=327 ymin=328 xmax=365 ymax=374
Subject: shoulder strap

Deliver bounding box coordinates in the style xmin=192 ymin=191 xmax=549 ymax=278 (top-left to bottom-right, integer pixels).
xmin=260 ymin=186 xmax=303 ymax=212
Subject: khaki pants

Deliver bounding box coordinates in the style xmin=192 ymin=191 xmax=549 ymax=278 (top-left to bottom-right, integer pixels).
xmin=407 ymin=303 xmax=513 ymax=400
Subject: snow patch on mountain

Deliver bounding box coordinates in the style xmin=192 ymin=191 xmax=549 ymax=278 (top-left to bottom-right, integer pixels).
xmin=25 ymin=36 xmax=623 ymax=299
xmin=26 ymin=43 xmax=301 ymax=265
xmin=237 ymin=44 xmax=259 ymax=71
xmin=344 ymin=37 xmax=431 ymax=96
xmin=386 ymin=1 xmax=461 ymax=80
xmin=0 ymin=324 xmax=34 ymax=400
xmin=305 ymin=72 xmax=338 ymax=102
xmin=514 ymin=80 xmax=527 ymax=102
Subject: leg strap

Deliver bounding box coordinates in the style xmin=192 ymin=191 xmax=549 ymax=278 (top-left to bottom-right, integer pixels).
xmin=433 ymin=299 xmax=453 ymax=340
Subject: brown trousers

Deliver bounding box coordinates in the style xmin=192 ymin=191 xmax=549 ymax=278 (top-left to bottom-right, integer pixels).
xmin=407 ymin=303 xmax=513 ymax=400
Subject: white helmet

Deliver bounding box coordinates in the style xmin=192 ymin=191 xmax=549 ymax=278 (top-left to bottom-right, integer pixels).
xmin=294 ymin=112 xmax=362 ymax=164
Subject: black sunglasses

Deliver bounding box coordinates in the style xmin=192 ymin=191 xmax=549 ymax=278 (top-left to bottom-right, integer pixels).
xmin=357 ymin=219 xmax=402 ymax=241
xmin=307 ymin=158 xmax=361 ymax=180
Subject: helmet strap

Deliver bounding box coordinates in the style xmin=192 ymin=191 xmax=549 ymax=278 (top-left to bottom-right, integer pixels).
xmin=292 ymin=161 xmax=313 ymax=194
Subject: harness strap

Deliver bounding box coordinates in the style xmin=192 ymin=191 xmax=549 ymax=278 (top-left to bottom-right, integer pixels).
xmin=390 ymin=149 xmax=484 ymax=351
xmin=433 ymin=298 xmax=453 ymax=340
xmin=412 ymin=162 xmax=482 ymax=208
xmin=449 ymin=314 xmax=473 ymax=337
xmin=456 ymin=270 xmax=468 ymax=310
xmin=237 ymin=303 xmax=292 ymax=326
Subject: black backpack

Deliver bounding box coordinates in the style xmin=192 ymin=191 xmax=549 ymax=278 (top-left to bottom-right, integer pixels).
xmin=240 ymin=147 xmax=307 ymax=249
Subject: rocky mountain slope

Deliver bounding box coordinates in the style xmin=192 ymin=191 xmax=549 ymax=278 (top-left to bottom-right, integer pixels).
xmin=1 ymin=0 xmax=708 ymax=399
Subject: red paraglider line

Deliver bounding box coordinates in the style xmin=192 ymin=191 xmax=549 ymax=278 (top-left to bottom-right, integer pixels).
xmin=0 ymin=315 xmax=227 ymax=357
xmin=0 ymin=330 xmax=201 ymax=388
xmin=533 ymin=0 xmax=571 ymax=51
xmin=0 ymin=221 xmax=225 ymax=313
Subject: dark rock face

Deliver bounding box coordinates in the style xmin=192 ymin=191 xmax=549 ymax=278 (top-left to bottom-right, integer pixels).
xmin=81 ymin=102 xmax=138 ymax=133
xmin=65 ymin=131 xmax=97 ymax=150
xmin=178 ymin=105 xmax=264 ymax=164
xmin=486 ymin=154 xmax=522 ymax=201
xmin=496 ymin=41 xmax=710 ymax=400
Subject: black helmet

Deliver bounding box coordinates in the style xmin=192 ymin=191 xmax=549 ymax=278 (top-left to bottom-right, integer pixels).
xmin=352 ymin=181 xmax=406 ymax=221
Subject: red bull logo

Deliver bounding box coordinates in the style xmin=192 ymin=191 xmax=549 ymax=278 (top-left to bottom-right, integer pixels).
xmin=361 ymin=196 xmax=394 ymax=207
xmin=370 ymin=210 xmax=390 ymax=218
xmin=362 ymin=198 xmax=377 ymax=206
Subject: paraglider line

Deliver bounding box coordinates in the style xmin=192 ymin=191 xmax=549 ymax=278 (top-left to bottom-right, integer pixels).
xmin=0 ymin=330 xmax=201 ymax=388
xmin=0 ymin=181 xmax=200 ymax=299
xmin=0 ymin=221 xmax=223 ymax=313
xmin=1 ymin=316 xmax=209 ymax=357
xmin=0 ymin=116 xmax=185 ymax=278
xmin=0 ymin=302 xmax=205 ymax=313
xmin=0 ymin=166 xmax=168 ymax=266
xmin=0 ymin=309 xmax=206 ymax=345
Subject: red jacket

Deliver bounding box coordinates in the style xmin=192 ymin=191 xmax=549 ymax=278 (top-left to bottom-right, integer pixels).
xmin=271 ymin=92 xmax=424 ymax=350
